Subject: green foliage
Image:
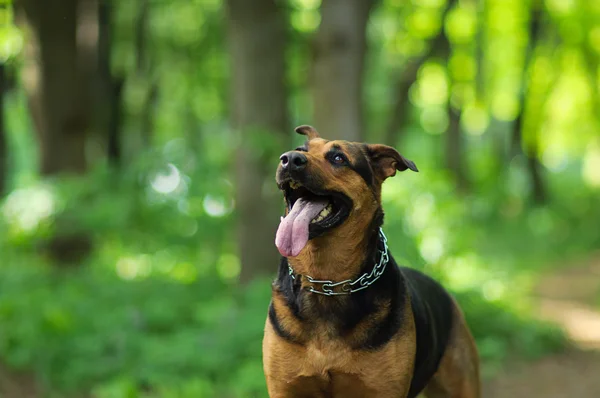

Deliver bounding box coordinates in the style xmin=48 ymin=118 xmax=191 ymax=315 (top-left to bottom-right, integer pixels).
xmin=0 ymin=262 xmax=271 ymax=397
xmin=0 ymin=0 xmax=599 ymax=396
xmin=2 ymin=148 xmax=597 ymax=395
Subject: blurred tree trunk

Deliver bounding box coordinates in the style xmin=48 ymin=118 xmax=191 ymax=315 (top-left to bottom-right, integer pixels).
xmin=135 ymin=0 xmax=149 ymax=73
xmin=17 ymin=0 xmax=94 ymax=265
xmin=512 ymin=8 xmax=547 ymax=204
xmin=136 ymin=0 xmax=156 ymax=148
xmin=0 ymin=64 xmax=6 ymax=196
xmin=140 ymin=83 xmax=158 ymax=148
xmin=18 ymin=0 xmax=88 ymax=175
xmin=446 ymin=106 xmax=469 ymax=192
xmin=311 ymin=0 xmax=376 ymax=141
xmin=98 ymin=0 xmax=124 ymax=167
xmin=435 ymin=2 xmax=469 ymax=193
xmin=384 ymin=48 xmax=433 ymax=147
xmin=226 ymin=0 xmax=289 ymax=283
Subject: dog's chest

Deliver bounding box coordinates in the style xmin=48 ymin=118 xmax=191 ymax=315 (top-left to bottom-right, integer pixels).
xmin=304 ymin=339 xmax=349 ymax=372
xmin=293 ymin=341 xmax=374 ymax=397
xmin=286 ymin=371 xmax=375 ymax=398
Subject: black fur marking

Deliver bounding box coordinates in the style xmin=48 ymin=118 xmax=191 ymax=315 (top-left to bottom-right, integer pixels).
xmin=295 ymin=142 xmax=309 ymax=152
xmin=402 ymin=267 xmax=454 ymax=398
xmin=275 ymin=257 xmax=304 ymax=321
xmin=349 ymin=144 xmax=375 ymax=186
xmin=271 ymin=204 xmax=453 ymax=397
xmin=356 ymin=260 xmax=405 ymax=350
xmin=268 ymin=302 xmax=303 ymax=345
xmin=347 ymin=209 xmax=405 ymax=350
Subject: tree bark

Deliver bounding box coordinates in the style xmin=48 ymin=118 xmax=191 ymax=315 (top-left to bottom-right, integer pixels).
xmin=135 ymin=0 xmax=150 ymax=74
xmin=0 ymin=64 xmax=7 ymax=196
xmin=18 ymin=0 xmax=89 ymax=175
xmin=17 ymin=0 xmax=94 ymax=265
xmin=434 ymin=2 xmax=469 ymax=192
xmin=512 ymin=8 xmax=547 ymax=204
xmin=140 ymin=82 xmax=157 ymax=148
xmin=98 ymin=0 xmax=123 ymax=166
xmin=226 ymin=0 xmax=290 ymax=283
xmin=106 ymin=78 xmax=124 ymax=165
xmin=311 ymin=0 xmax=376 ymax=141
xmin=446 ymin=106 xmax=469 ymax=192
xmin=135 ymin=0 xmax=155 ymax=148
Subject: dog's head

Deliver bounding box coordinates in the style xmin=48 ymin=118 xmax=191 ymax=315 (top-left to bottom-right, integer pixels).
xmin=275 ymin=125 xmax=418 ymax=258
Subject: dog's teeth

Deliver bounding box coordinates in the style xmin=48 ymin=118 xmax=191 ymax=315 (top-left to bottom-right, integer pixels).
xmin=318 ymin=206 xmax=331 ymax=218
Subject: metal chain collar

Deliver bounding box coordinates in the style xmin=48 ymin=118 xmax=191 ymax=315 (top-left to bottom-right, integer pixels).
xmin=287 ymin=228 xmax=389 ymax=296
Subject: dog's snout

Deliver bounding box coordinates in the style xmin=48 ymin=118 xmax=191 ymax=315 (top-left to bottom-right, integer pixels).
xmin=280 ymin=151 xmax=307 ymax=172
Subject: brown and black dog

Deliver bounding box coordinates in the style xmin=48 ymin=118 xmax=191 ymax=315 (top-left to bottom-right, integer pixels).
xmin=263 ymin=126 xmax=480 ymax=398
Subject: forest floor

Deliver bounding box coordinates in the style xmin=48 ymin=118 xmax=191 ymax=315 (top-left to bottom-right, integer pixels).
xmin=2 ymin=254 xmax=600 ymax=398
xmin=484 ymin=251 xmax=600 ymax=398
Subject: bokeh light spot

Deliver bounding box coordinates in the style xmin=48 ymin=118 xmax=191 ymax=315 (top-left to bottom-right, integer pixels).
xmin=2 ymin=184 xmax=57 ymax=232
xmin=582 ymin=141 xmax=600 ymax=188
xmin=217 ymin=254 xmax=241 ymax=280
xmin=203 ymin=195 xmax=232 ymax=217
xmin=150 ymin=163 xmax=181 ymax=194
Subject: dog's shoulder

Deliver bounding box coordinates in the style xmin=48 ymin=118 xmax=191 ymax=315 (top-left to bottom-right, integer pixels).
xmin=399 ymin=266 xmax=454 ymax=398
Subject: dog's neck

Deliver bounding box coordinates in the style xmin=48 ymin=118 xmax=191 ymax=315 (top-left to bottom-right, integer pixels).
xmin=287 ymin=209 xmax=384 ymax=284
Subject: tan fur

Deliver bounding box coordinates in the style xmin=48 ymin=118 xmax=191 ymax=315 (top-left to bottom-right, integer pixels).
xmin=286 ymin=139 xmax=379 ymax=283
xmin=424 ymin=298 xmax=481 ymax=398
xmin=264 ymin=296 xmax=417 ymax=397
xmin=264 ymin=129 xmax=480 ymax=397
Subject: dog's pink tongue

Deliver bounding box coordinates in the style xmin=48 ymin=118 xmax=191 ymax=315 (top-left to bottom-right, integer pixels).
xmin=275 ymin=197 xmax=328 ymax=257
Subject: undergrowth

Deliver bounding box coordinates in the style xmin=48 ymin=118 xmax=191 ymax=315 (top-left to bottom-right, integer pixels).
xmin=0 ymin=154 xmax=597 ymax=397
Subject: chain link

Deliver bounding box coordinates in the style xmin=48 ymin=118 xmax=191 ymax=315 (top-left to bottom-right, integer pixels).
xmin=287 ymin=228 xmax=389 ymax=296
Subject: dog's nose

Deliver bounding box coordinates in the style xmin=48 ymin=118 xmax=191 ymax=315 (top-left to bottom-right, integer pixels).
xmin=280 ymin=151 xmax=307 ymax=172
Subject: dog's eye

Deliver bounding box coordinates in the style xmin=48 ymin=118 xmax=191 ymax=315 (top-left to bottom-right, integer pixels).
xmin=332 ymin=154 xmax=345 ymax=165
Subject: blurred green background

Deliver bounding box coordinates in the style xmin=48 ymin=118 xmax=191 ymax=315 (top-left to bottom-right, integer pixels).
xmin=0 ymin=0 xmax=599 ymax=397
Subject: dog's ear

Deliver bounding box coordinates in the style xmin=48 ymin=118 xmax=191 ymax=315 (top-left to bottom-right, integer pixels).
xmin=365 ymin=144 xmax=418 ymax=180
xmin=295 ymin=125 xmax=320 ymax=140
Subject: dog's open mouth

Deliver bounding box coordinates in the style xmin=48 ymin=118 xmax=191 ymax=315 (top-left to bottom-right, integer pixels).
xmin=275 ymin=180 xmax=351 ymax=257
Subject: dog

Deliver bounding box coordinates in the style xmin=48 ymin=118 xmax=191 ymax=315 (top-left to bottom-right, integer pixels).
xmin=263 ymin=125 xmax=480 ymax=398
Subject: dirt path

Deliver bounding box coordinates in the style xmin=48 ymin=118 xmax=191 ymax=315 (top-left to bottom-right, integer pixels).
xmin=0 ymin=363 xmax=37 ymax=398
xmin=484 ymin=253 xmax=600 ymax=398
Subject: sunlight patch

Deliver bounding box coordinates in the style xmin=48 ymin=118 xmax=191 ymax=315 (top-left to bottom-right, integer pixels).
xmin=491 ymin=91 xmax=519 ymax=121
xmin=415 ymin=63 xmax=448 ymax=106
xmin=443 ymin=253 xmax=485 ymax=291
xmin=482 ymin=280 xmax=506 ymax=301
xmin=116 ymin=255 xmax=152 ymax=280
xmin=462 ymin=103 xmax=489 ymax=136
xmin=407 ymin=193 xmax=435 ymax=231
xmin=290 ymin=0 xmax=320 ymax=9
xmin=582 ymin=141 xmax=600 ymax=188
xmin=169 ymin=262 xmax=198 ymax=283
xmin=2 ymin=183 xmax=57 ymax=232
xmin=150 ymin=163 xmax=181 ymax=194
xmin=420 ymin=106 xmax=448 ymax=135
xmin=203 ymin=195 xmax=232 ymax=217
xmin=217 ymin=254 xmax=241 ymax=280
xmin=545 ymin=0 xmax=575 ymax=15
xmin=541 ymin=147 xmax=568 ymax=173
xmin=419 ymin=233 xmax=445 ymax=264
